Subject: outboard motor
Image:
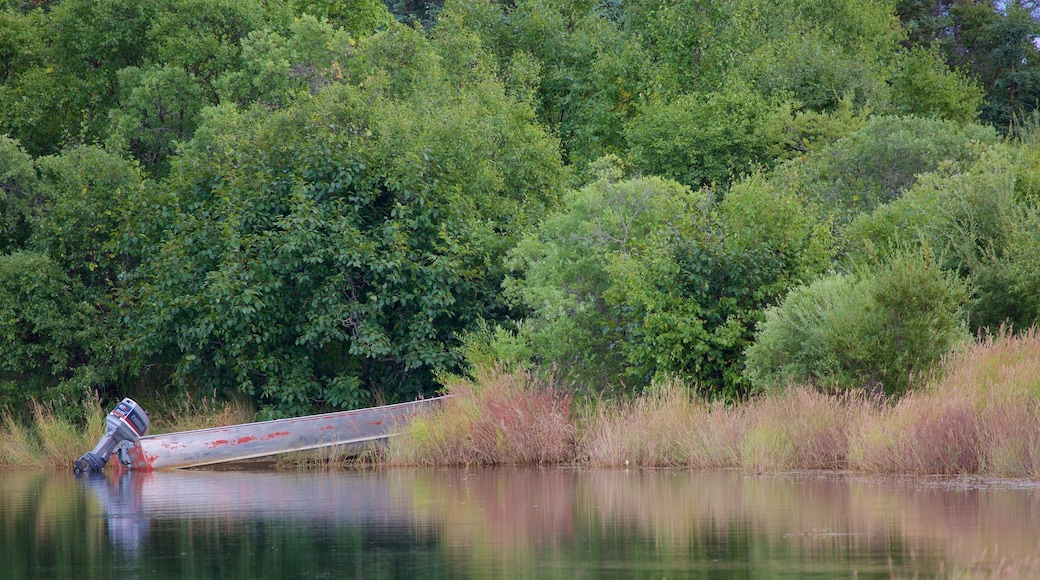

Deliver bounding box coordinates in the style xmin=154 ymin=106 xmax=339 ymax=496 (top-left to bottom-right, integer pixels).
xmin=73 ymin=398 xmax=149 ymax=473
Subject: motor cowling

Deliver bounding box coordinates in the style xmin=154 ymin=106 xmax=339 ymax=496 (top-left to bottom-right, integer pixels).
xmin=73 ymin=398 xmax=150 ymax=473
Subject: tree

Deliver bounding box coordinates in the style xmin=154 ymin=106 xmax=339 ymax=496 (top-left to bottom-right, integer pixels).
xmin=0 ymin=135 xmax=36 ymax=254
xmin=505 ymin=169 xmax=832 ymax=397
xmin=505 ymin=174 xmax=698 ymax=389
xmin=846 ymin=144 xmax=1040 ymax=332
xmin=625 ymin=83 xmax=785 ymax=188
xmin=0 ymin=144 xmax=147 ymax=414
xmin=773 ymin=115 xmax=999 ymax=226
xmin=896 ymin=0 xmax=1040 ymax=130
xmin=125 ymin=25 xmax=564 ymax=416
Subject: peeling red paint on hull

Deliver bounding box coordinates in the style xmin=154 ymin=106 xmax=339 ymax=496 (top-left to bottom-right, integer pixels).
xmin=112 ymin=397 xmax=445 ymax=471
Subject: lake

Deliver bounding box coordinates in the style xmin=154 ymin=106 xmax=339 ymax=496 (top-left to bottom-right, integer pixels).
xmin=2 ymin=467 xmax=1038 ymax=578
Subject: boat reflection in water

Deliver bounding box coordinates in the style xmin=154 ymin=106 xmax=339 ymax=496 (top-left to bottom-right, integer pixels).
xmin=80 ymin=467 xmax=418 ymax=547
xmin=6 ymin=468 xmax=1037 ymax=578
xmin=80 ymin=472 xmax=150 ymax=555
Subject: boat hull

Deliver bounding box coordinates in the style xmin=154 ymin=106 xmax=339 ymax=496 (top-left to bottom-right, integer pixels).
xmin=112 ymin=397 xmax=445 ymax=471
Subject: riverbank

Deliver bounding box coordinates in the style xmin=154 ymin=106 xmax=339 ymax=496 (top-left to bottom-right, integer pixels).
xmin=0 ymin=396 xmax=253 ymax=468
xmin=3 ymin=330 xmax=1039 ymax=476
xmin=387 ymin=329 xmax=1040 ymax=478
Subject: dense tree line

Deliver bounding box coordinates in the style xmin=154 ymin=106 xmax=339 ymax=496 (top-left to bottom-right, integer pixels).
xmin=1 ymin=0 xmax=1039 ymax=417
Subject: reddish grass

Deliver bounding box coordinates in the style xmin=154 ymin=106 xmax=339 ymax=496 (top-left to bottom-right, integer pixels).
xmin=583 ymin=380 xmax=738 ymax=468
xmin=850 ymin=328 xmax=1040 ymax=476
xmin=388 ymin=366 xmax=576 ymax=466
xmin=391 ymin=329 xmax=1040 ymax=477
xmin=849 ymin=392 xmax=981 ymax=474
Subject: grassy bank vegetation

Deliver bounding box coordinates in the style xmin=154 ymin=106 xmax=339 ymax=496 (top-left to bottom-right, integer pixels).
xmin=0 ymin=396 xmax=254 ymax=468
xmin=6 ymin=328 xmax=1038 ymax=476
xmin=388 ymin=329 xmax=1040 ymax=478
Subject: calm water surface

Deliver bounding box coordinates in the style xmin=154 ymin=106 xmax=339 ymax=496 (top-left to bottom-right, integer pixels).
xmin=2 ymin=467 xmax=1038 ymax=579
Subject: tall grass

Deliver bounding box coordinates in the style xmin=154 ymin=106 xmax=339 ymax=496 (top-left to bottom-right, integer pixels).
xmin=388 ymin=365 xmax=576 ymax=466
xmin=849 ymin=328 xmax=1040 ymax=477
xmin=0 ymin=393 xmax=255 ymax=469
xmin=149 ymin=396 xmax=255 ymax=434
xmin=848 ymin=392 xmax=981 ymax=474
xmin=396 ymin=329 xmax=1040 ymax=477
xmin=0 ymin=396 xmax=106 ymax=468
xmin=6 ymin=329 xmax=1040 ymax=475
xmin=740 ymin=387 xmax=865 ymax=472
xmin=583 ymin=378 xmax=742 ymax=468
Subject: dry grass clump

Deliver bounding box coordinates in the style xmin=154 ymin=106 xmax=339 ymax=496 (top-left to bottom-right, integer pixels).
xmin=849 ymin=392 xmax=980 ymax=474
xmin=583 ymin=378 xmax=742 ymax=468
xmin=148 ymin=395 xmax=255 ymax=434
xmin=849 ymin=328 xmax=1040 ymax=477
xmin=388 ymin=365 xmax=576 ymax=466
xmin=0 ymin=397 xmax=106 ymax=468
xmin=583 ymin=382 xmax=861 ymax=471
xmin=741 ymin=387 xmax=864 ymax=472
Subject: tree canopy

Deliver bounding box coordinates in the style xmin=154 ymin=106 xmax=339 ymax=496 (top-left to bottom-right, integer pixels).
xmin=2 ymin=0 xmax=1040 ymax=416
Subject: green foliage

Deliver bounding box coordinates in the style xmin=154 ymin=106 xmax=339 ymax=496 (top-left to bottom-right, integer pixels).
xmin=896 ymin=1 xmax=1040 ymax=130
xmin=628 ymin=0 xmax=904 ymax=100
xmin=612 ymin=175 xmax=833 ymax=396
xmin=107 ymin=65 xmax=210 ymax=176
xmin=0 ymin=252 xmax=118 ymax=409
xmin=625 ymin=84 xmax=785 ymax=188
xmin=0 ymin=135 xmax=36 ymax=253
xmin=738 ymin=25 xmax=892 ymax=112
xmin=2 ymin=0 xmax=160 ymax=155
xmin=507 ymin=173 xmax=832 ymax=397
xmin=505 ymin=175 xmax=697 ymax=388
xmin=948 ymin=1 xmax=1040 ymax=130
xmin=29 ymin=145 xmax=146 ymax=285
xmin=216 ymin=16 xmax=354 ymax=108
xmin=0 ymin=144 xmax=147 ymax=415
xmin=888 ymin=44 xmax=984 ymax=122
xmin=848 ymin=144 xmax=1040 ymax=333
xmin=1 ymin=0 xmax=1039 ymax=417
xmin=781 ymin=115 xmax=999 ymax=222
xmin=292 ymin=0 xmax=392 ymax=37
xmin=126 ymin=29 xmax=564 ymax=416
xmin=438 ymin=0 xmax=646 ymax=168
xmin=745 ymin=251 xmax=970 ymax=397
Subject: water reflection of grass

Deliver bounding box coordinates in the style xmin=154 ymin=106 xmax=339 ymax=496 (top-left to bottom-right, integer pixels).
xmin=398 ymin=468 xmax=1040 ymax=578
xmin=0 ymin=471 xmax=111 ymax=576
xmin=3 ymin=469 xmax=1039 ymax=577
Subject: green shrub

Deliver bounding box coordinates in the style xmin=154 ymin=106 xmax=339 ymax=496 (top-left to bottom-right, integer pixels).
xmin=745 ymin=251 xmax=970 ymax=397
xmin=509 ymin=172 xmax=832 ymax=398
xmin=780 ymin=115 xmax=999 ymax=222
xmin=0 ymin=252 xmax=119 ymax=412
xmin=625 ymin=83 xmax=783 ymax=188
xmin=847 ymin=145 xmax=1039 ymax=333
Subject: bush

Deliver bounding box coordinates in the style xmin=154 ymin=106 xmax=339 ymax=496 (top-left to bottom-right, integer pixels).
xmin=625 ymin=83 xmax=783 ymax=188
xmin=745 ymin=251 xmax=970 ymax=397
xmin=583 ymin=378 xmax=743 ymax=468
xmin=508 ymin=171 xmax=834 ymax=398
xmin=125 ymin=26 xmax=566 ymax=416
xmin=779 ymin=115 xmax=999 ymax=222
xmin=847 ymin=145 xmax=1038 ymax=333
xmin=0 ymin=252 xmax=121 ymax=412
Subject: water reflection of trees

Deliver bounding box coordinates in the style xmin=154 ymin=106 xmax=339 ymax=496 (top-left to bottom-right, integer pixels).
xmin=2 ymin=469 xmax=1039 ymax=577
